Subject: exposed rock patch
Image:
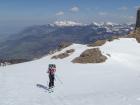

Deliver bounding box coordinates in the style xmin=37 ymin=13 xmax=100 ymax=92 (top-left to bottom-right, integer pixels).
xmin=48 ymin=42 xmax=72 ymax=55
xmin=0 ymin=59 xmax=30 ymax=66
xmin=107 ymin=36 xmax=120 ymax=41
xmin=66 ymin=49 xmax=75 ymax=53
xmin=131 ymin=9 xmax=140 ymax=43
xmin=136 ymin=8 xmax=140 ymax=28
xmin=51 ymin=49 xmax=75 ymax=59
xmin=106 ymin=54 xmax=111 ymax=57
xmin=131 ymin=28 xmax=140 ymax=43
xmin=88 ymin=40 xmax=106 ymax=47
xmin=72 ymin=48 xmax=107 ymax=63
xmin=51 ymin=53 xmax=69 ymax=59
xmin=88 ymin=36 xmax=127 ymax=47
xmin=58 ymin=42 xmax=72 ymax=50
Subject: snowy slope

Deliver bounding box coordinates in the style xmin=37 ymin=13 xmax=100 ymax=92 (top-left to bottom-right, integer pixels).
xmin=1 ymin=38 xmax=140 ymax=105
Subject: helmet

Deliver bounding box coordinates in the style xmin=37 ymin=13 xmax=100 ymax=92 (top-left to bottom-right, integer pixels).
xmin=49 ymin=64 xmax=56 ymax=68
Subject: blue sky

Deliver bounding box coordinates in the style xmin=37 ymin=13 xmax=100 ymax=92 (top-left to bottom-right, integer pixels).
xmin=0 ymin=0 xmax=140 ymax=34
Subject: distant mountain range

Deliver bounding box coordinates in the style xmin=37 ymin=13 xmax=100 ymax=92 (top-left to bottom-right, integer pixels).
xmin=0 ymin=21 xmax=135 ymax=60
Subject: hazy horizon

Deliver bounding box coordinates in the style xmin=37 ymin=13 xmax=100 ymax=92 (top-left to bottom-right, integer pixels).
xmin=0 ymin=0 xmax=139 ymax=34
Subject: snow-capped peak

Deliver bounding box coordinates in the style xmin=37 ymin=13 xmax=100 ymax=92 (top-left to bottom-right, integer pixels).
xmin=91 ymin=21 xmax=118 ymax=27
xmin=54 ymin=21 xmax=83 ymax=27
xmin=106 ymin=22 xmax=114 ymax=25
xmin=101 ymin=22 xmax=117 ymax=26
xmin=92 ymin=22 xmax=101 ymax=26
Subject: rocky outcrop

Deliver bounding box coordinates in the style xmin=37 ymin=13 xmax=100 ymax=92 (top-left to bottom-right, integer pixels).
xmin=136 ymin=8 xmax=140 ymax=28
xmin=66 ymin=49 xmax=75 ymax=53
xmin=88 ymin=36 xmax=126 ymax=47
xmin=51 ymin=49 xmax=75 ymax=59
xmin=72 ymin=48 xmax=107 ymax=63
xmin=130 ymin=8 xmax=140 ymax=43
xmin=88 ymin=40 xmax=106 ymax=47
xmin=0 ymin=59 xmax=30 ymax=66
xmin=58 ymin=42 xmax=72 ymax=50
xmin=132 ymin=28 xmax=140 ymax=43
xmin=51 ymin=53 xmax=69 ymax=59
xmin=48 ymin=42 xmax=72 ymax=55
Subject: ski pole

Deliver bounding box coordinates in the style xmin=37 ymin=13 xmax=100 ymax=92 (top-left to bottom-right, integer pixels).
xmin=55 ymin=74 xmax=63 ymax=84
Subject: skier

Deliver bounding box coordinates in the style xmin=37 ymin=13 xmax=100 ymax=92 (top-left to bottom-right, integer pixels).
xmin=47 ymin=64 xmax=56 ymax=90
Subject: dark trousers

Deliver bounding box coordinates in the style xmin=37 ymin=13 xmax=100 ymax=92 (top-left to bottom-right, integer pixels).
xmin=49 ymin=74 xmax=55 ymax=88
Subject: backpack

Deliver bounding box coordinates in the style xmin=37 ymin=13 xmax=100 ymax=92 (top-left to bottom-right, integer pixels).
xmin=48 ymin=64 xmax=56 ymax=75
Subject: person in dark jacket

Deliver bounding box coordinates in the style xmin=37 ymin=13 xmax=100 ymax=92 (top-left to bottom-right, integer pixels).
xmin=47 ymin=64 xmax=56 ymax=89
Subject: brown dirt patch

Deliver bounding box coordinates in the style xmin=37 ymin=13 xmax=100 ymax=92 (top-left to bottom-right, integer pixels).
xmin=72 ymin=48 xmax=107 ymax=63
xmin=131 ymin=28 xmax=140 ymax=43
xmin=58 ymin=42 xmax=72 ymax=50
xmin=51 ymin=49 xmax=75 ymax=59
xmin=88 ymin=40 xmax=106 ymax=47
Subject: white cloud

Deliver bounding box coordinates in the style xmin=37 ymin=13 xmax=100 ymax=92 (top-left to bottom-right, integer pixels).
xmin=118 ymin=6 xmax=128 ymax=11
xmin=98 ymin=12 xmax=108 ymax=16
xmin=134 ymin=6 xmax=140 ymax=10
xmin=128 ymin=16 xmax=135 ymax=19
xmin=56 ymin=11 xmax=64 ymax=16
xmin=70 ymin=6 xmax=79 ymax=12
xmin=120 ymin=15 xmax=135 ymax=22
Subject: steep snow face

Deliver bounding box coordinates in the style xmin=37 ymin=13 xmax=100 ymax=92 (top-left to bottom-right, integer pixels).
xmin=1 ymin=38 xmax=140 ymax=105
